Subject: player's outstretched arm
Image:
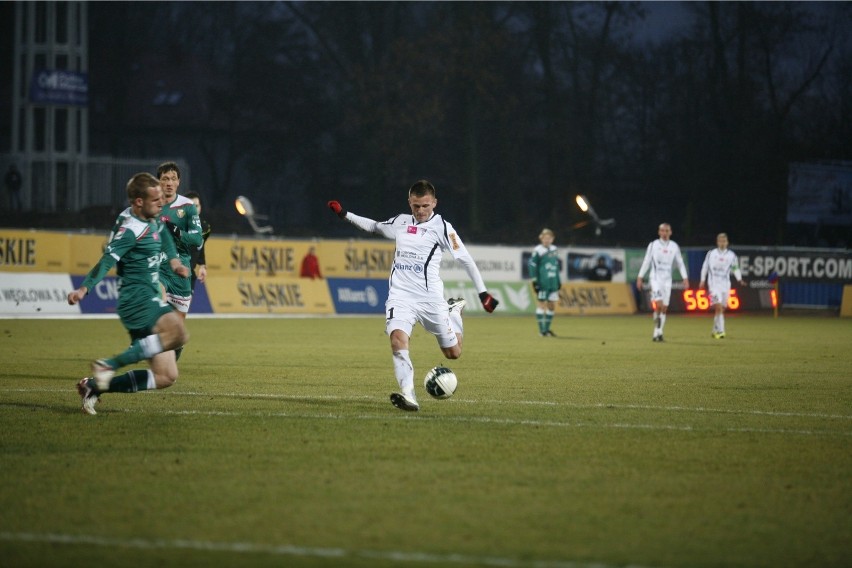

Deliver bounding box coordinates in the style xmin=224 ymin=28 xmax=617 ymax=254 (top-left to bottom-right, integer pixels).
xmin=479 ymin=291 xmax=499 ymax=313
xmin=67 ymin=287 xmax=88 ymax=305
xmin=328 ymin=201 xmax=347 ymax=218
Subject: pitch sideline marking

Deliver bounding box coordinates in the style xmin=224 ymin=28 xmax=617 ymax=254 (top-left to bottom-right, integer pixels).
xmin=1 ymin=398 xmax=849 ymax=436
xmin=0 ymin=531 xmax=656 ymax=568
xmin=3 ymin=388 xmax=850 ymax=421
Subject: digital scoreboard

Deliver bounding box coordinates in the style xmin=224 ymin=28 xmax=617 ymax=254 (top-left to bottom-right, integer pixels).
xmin=638 ymin=282 xmax=779 ymax=312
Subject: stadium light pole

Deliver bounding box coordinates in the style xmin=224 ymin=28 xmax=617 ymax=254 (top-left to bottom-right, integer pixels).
xmin=235 ymin=196 xmax=273 ymax=235
xmin=574 ymin=194 xmax=615 ymax=236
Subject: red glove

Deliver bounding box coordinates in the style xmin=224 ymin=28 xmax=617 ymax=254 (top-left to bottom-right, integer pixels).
xmin=479 ymin=291 xmax=499 ymax=313
xmin=327 ymin=200 xmax=346 ymax=218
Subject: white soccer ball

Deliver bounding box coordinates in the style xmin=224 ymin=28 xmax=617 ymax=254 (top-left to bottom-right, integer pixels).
xmin=424 ymin=366 xmax=458 ymax=399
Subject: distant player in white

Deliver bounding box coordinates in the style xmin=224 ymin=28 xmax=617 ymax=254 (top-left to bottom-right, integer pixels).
xmin=636 ymin=223 xmax=689 ymax=342
xmin=699 ymin=232 xmax=744 ymax=339
xmin=327 ymin=180 xmax=499 ymax=412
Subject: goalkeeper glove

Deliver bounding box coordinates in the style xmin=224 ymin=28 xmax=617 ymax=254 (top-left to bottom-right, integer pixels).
xmin=327 ymin=200 xmax=347 ymax=218
xmin=479 ymin=291 xmax=499 ymax=313
xmin=532 ymin=281 xmax=541 ymax=293
xmin=164 ymin=220 xmax=183 ymax=242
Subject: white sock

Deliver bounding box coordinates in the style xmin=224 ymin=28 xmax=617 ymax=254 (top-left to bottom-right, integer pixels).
xmin=718 ymin=313 xmax=725 ymax=333
xmin=449 ymin=310 xmax=463 ymax=335
xmin=392 ymin=350 xmax=415 ymax=399
xmin=146 ymin=369 xmax=157 ymax=390
xmin=659 ymin=313 xmax=667 ymax=333
xmin=139 ymin=334 xmax=164 ymax=358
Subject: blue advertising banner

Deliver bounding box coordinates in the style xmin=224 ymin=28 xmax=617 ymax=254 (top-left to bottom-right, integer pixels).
xmin=71 ymin=275 xmax=118 ymax=314
xmin=327 ymin=278 xmax=388 ymax=314
xmin=30 ymin=69 xmax=89 ymax=106
xmin=70 ymin=276 xmax=213 ymax=315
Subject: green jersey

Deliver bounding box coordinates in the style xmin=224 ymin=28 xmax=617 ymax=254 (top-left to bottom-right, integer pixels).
xmin=528 ymin=244 xmax=561 ymax=292
xmin=83 ymin=209 xmax=179 ymax=332
xmin=158 ymin=194 xmax=202 ymax=298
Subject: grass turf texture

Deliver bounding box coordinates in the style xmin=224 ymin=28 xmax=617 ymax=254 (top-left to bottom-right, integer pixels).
xmin=1 ymin=314 xmax=850 ymax=568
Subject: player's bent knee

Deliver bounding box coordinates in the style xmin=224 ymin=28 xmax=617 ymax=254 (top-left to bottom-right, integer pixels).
xmin=154 ymin=371 xmax=178 ymax=389
xmin=443 ymin=347 xmax=462 ymax=360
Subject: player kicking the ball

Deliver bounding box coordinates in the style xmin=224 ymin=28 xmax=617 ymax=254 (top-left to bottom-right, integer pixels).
xmin=699 ymin=232 xmax=744 ymax=339
xmin=328 ymin=180 xmax=499 ymax=411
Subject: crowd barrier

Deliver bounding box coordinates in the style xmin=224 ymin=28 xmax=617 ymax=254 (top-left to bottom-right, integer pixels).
xmin=1 ymin=229 xmax=849 ymax=316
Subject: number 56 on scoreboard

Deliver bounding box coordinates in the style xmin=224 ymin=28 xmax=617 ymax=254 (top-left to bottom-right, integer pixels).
xmin=680 ymin=288 xmax=778 ymax=311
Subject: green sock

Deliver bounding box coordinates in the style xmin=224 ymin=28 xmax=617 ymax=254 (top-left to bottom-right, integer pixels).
xmin=108 ymin=341 xmax=146 ymax=369
xmin=107 ymin=369 xmax=152 ymax=393
xmin=544 ymin=313 xmax=554 ymax=332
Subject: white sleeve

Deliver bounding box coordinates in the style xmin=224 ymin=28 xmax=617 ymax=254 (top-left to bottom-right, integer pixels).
xmin=343 ymin=211 xmax=396 ymax=240
xmin=700 ymin=251 xmax=710 ymax=282
xmin=675 ymin=245 xmax=688 ymax=279
xmin=637 ymin=243 xmax=653 ymax=279
xmin=732 ymin=253 xmax=743 ymax=281
xmin=442 ymin=221 xmax=487 ymax=293
xmin=454 ymin=251 xmax=487 ymax=294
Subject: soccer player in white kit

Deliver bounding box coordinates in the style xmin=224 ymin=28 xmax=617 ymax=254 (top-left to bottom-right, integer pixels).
xmin=636 ymin=223 xmax=689 ymax=342
xmin=699 ymin=233 xmax=744 ymax=339
xmin=327 ymin=180 xmax=499 ymax=411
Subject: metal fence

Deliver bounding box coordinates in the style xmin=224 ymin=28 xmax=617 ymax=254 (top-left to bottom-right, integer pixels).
xmin=1 ymin=154 xmax=190 ymax=213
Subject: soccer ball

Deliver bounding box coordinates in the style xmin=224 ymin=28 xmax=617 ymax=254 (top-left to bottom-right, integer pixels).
xmin=424 ymin=366 xmax=458 ymax=399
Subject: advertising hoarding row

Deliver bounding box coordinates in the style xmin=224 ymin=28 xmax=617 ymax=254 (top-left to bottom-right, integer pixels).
xmin=1 ymin=229 xmax=849 ymax=316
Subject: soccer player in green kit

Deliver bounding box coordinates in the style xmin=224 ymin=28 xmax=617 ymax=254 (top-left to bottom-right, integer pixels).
xmin=68 ymin=173 xmax=191 ymax=415
xmin=528 ymin=228 xmax=561 ymax=336
xmin=156 ymin=161 xmax=203 ymax=319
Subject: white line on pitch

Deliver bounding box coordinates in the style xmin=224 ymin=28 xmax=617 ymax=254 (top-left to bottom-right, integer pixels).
xmin=2 ymin=399 xmax=845 ymax=437
xmin=3 ymin=388 xmax=850 ymax=421
xmin=0 ymin=531 xmax=657 ymax=568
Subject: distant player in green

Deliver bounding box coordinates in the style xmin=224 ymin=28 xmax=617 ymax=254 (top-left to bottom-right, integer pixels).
xmin=528 ymin=228 xmax=561 ymax=336
xmin=156 ymin=161 xmax=203 ymax=318
xmin=68 ymin=173 xmax=191 ymax=415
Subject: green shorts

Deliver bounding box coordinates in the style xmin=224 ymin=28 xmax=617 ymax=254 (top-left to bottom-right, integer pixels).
xmin=117 ymin=284 xmax=175 ymax=337
xmin=160 ymin=267 xmax=193 ymax=313
xmin=160 ymin=267 xmax=192 ymax=298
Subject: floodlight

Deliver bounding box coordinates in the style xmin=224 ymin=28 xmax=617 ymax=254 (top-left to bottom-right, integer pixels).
xmin=235 ymin=195 xmax=273 ymax=235
xmin=573 ymin=194 xmax=615 ymax=236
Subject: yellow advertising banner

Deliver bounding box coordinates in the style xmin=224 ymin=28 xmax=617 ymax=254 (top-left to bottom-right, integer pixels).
xmin=203 ymin=236 xmax=395 ymax=280
xmin=205 ymin=275 xmax=335 ymax=314
xmin=0 ymin=229 xmax=70 ymax=273
xmin=841 ymin=285 xmax=852 ymax=317
xmin=554 ymin=282 xmax=637 ymax=315
xmin=318 ymin=239 xmax=395 ymax=279
xmin=70 ymin=234 xmax=112 ymax=275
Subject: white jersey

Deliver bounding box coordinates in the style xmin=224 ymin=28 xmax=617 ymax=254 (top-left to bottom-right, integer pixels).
xmin=700 ymin=248 xmax=742 ymax=289
xmin=344 ymin=211 xmax=487 ymax=304
xmin=637 ymin=238 xmax=688 ymax=284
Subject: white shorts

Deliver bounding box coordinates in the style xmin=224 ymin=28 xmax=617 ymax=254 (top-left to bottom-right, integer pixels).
xmin=537 ymin=290 xmax=560 ymax=303
xmin=166 ymin=292 xmax=192 ymax=314
xmin=650 ymin=280 xmax=672 ymax=307
xmin=385 ymin=300 xmax=458 ymax=349
xmin=707 ymin=284 xmax=729 ymax=307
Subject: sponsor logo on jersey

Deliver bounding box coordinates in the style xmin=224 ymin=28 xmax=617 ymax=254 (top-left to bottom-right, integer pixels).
xmin=449 ymin=233 xmax=460 ymax=250
xmin=407 ymin=226 xmax=418 ymax=234
xmin=393 ymin=261 xmax=423 ymax=273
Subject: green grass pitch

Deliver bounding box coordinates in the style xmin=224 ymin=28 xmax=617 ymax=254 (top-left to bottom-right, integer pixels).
xmin=1 ymin=313 xmax=850 ymax=568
